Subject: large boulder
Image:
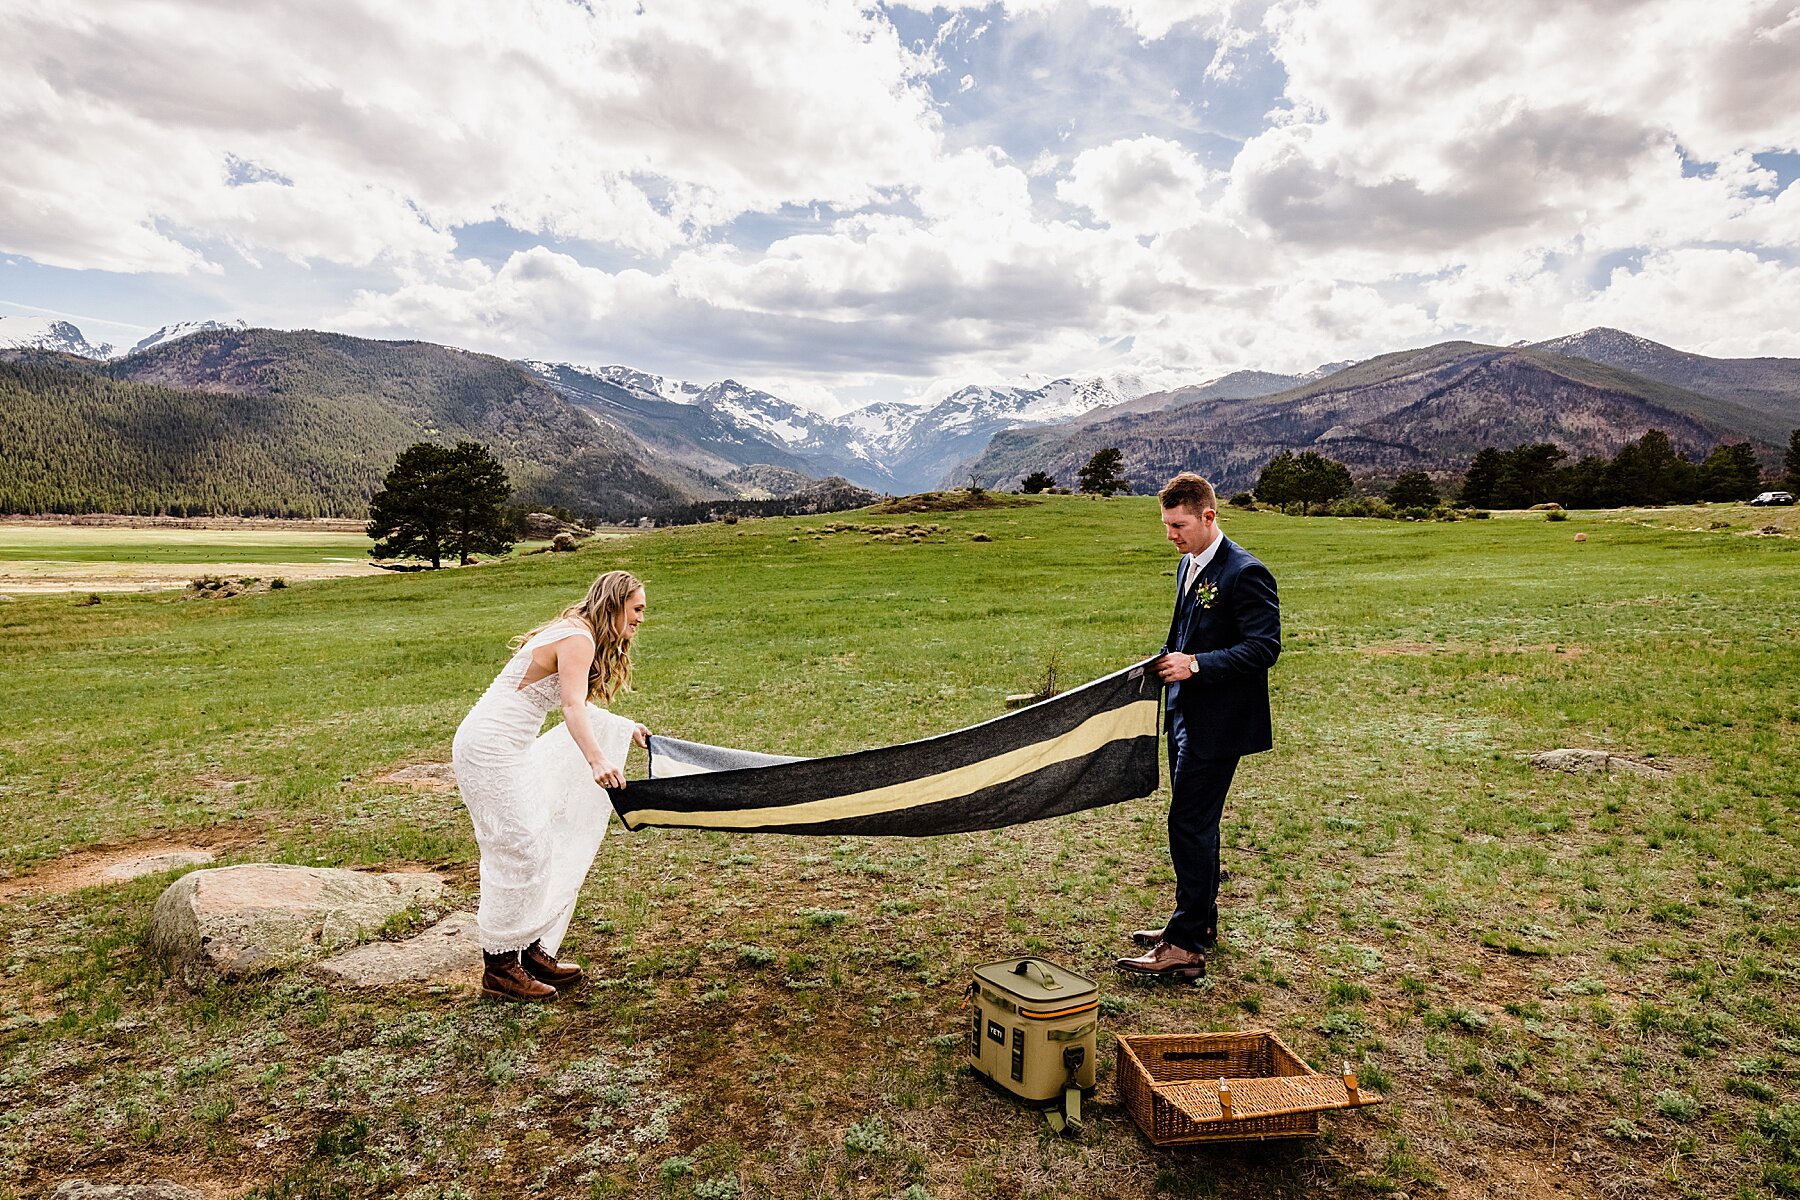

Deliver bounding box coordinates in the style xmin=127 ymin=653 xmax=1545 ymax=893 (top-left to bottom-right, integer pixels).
xmin=148 ymin=865 xmax=444 ymax=984
xmin=521 ymin=511 xmax=583 ymax=539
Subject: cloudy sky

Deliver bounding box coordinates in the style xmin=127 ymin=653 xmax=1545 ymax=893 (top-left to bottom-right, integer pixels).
xmin=3 ymin=0 xmax=1797 ymax=412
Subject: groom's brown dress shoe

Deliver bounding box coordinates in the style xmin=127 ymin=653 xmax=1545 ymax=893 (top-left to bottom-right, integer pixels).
xmin=1115 ymin=941 xmax=1206 ymax=981
xmin=482 ymin=950 xmax=557 ymax=1002
xmin=522 ymin=940 xmax=584 ymax=989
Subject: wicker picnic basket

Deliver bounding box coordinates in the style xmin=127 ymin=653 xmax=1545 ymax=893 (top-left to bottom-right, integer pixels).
xmin=1117 ymin=1031 xmax=1382 ymax=1146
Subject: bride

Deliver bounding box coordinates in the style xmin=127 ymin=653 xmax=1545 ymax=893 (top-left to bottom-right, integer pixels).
xmin=452 ymin=569 xmax=650 ymax=1002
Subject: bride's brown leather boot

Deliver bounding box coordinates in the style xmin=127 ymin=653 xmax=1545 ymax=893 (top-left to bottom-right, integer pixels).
xmin=482 ymin=949 xmax=556 ymax=1002
xmin=522 ymin=940 xmax=584 ymax=989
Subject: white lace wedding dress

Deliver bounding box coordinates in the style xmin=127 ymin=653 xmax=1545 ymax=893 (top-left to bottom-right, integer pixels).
xmin=452 ymin=620 xmax=636 ymax=954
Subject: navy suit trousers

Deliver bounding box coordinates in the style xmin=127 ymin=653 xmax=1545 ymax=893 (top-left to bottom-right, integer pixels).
xmin=1164 ymin=706 xmax=1239 ymax=952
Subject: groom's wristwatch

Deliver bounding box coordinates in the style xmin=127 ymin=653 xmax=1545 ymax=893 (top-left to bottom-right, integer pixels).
xmin=1188 ymin=655 xmax=1201 ymax=677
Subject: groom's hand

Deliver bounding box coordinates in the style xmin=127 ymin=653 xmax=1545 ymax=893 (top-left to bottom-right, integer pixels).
xmin=1155 ymin=652 xmax=1197 ymax=682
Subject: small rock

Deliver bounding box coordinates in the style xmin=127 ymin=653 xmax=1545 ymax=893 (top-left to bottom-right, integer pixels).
xmin=148 ymin=864 xmax=445 ymax=985
xmin=100 ymin=850 xmax=214 ymax=881
xmin=1003 ymin=693 xmax=1039 ymax=709
xmin=1531 ymin=749 xmax=1610 ymax=774
xmin=311 ymin=912 xmax=482 ymax=989
xmin=1529 ymin=749 xmax=1671 ymax=778
xmin=1760 ymin=524 xmax=1780 ymax=535
xmin=1573 ymin=532 xmax=1587 ymax=542
xmin=53 ymin=1184 xmax=205 ymax=1200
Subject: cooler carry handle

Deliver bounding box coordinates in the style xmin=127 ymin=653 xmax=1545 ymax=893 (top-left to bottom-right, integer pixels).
xmin=1011 ymin=959 xmax=1061 ymax=990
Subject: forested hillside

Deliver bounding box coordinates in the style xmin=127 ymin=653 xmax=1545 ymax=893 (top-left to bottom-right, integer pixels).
xmin=0 ymin=331 xmax=727 ymax=519
xmin=968 ymin=342 xmax=1791 ymax=493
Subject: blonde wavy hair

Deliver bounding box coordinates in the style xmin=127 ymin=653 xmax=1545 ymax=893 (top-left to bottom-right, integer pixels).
xmin=514 ymin=570 xmax=642 ymax=702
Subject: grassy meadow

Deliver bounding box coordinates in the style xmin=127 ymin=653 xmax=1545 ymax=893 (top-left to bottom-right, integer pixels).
xmin=0 ymin=522 xmax=383 ymax=594
xmin=0 ymin=497 xmax=1796 ymax=1200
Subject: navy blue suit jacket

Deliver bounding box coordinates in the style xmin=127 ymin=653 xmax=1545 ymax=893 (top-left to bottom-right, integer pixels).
xmin=1161 ymin=535 xmax=1281 ymax=758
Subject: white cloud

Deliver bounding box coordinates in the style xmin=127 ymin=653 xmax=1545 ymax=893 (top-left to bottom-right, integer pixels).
xmin=1561 ymin=248 xmax=1800 ymax=358
xmin=6 ymin=0 xmax=1800 ymax=405
xmin=1058 ymin=136 xmax=1216 ymax=234
xmin=0 ymin=0 xmax=943 ymax=272
xmin=1234 ymin=0 xmax=1800 ymax=263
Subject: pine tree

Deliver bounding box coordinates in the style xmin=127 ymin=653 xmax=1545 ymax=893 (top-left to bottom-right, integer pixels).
xmin=1020 ymin=470 xmax=1056 ymax=494
xmin=1459 ymin=447 xmax=1504 ymax=508
xmin=1255 ymin=451 xmax=1300 ymax=513
xmin=1784 ymin=428 xmax=1800 ymax=494
xmin=367 ymin=441 xmax=514 ymax=568
xmin=1698 ymin=442 xmax=1762 ymax=501
xmin=1384 ymin=470 xmax=1439 ymax=510
xmin=1076 ymin=448 xmax=1129 ymax=496
xmin=1607 ymin=430 xmax=1698 ymax=506
xmin=1492 ymin=443 xmax=1568 ymax=508
xmin=1291 ymin=451 xmax=1353 ymax=515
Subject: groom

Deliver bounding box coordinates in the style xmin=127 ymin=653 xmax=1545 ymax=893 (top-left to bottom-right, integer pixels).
xmin=1116 ymin=472 xmax=1281 ymax=980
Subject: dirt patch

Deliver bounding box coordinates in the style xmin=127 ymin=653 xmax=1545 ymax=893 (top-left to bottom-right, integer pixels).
xmin=1435 ymin=1129 xmax=1607 ymax=1200
xmin=0 ymin=560 xmax=383 ymax=595
xmin=376 ymin=761 xmax=458 ymax=791
xmin=0 ymin=827 xmax=258 ymax=900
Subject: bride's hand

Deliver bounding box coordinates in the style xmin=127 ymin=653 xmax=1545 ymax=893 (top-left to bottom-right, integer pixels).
xmin=632 ymin=723 xmax=651 ymax=748
xmin=589 ymin=757 xmax=625 ymax=790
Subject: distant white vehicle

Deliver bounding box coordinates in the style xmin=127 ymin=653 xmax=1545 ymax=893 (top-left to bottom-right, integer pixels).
xmin=1749 ymin=491 xmax=1795 ymax=506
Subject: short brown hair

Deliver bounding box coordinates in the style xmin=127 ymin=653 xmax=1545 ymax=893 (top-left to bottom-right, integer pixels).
xmin=1159 ymin=472 xmax=1217 ymax=515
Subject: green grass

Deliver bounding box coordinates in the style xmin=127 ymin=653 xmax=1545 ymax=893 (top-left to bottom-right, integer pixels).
xmin=0 ymin=496 xmax=1796 ymax=1199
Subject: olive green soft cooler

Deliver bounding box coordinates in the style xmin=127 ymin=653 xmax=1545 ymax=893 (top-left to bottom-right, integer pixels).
xmin=967 ymin=958 xmax=1098 ymax=1132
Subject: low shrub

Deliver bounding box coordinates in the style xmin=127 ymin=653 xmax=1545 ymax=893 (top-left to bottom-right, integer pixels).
xmin=1228 ymin=492 xmax=1255 ymax=508
xmin=1326 ymin=496 xmax=1395 ymax=519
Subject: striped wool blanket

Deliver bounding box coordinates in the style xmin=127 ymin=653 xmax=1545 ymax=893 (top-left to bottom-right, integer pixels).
xmin=613 ymin=658 xmax=1164 ymax=836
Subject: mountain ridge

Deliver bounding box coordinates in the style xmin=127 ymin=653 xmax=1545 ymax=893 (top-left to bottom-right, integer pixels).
xmin=965 ymin=338 xmax=1795 ymax=494
xmin=0 ymin=329 xmax=729 ymax=519
xmin=3 ymin=314 xmax=1794 ymax=514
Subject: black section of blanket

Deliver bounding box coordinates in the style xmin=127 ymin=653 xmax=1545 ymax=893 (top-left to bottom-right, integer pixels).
xmin=616 ymin=657 xmax=1165 ymax=836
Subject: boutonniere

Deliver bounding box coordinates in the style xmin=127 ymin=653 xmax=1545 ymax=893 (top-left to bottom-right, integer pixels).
xmin=1191 ymin=578 xmax=1218 ymax=609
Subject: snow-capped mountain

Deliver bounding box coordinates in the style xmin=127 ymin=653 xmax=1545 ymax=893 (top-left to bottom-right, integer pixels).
xmin=1530 ymin=328 xmax=1680 ymax=374
xmin=522 ymin=361 xmax=902 ymax=489
xmin=1528 ymin=327 xmax=1800 ymax=427
xmin=521 ymin=359 xmax=1158 ymax=492
xmin=0 ymin=316 xmax=113 ymax=358
xmin=876 ymin=373 xmax=1149 ymax=488
xmin=529 ymin=361 xmax=705 ymax=406
xmin=130 ymin=320 xmax=248 ymax=354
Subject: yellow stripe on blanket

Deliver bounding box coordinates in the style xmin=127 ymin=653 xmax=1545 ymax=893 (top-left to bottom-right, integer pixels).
xmin=624 ymin=699 xmax=1160 ymax=830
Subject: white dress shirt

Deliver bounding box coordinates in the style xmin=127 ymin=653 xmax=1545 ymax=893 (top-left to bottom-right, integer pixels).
xmin=1182 ymin=533 xmax=1225 ymax=593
